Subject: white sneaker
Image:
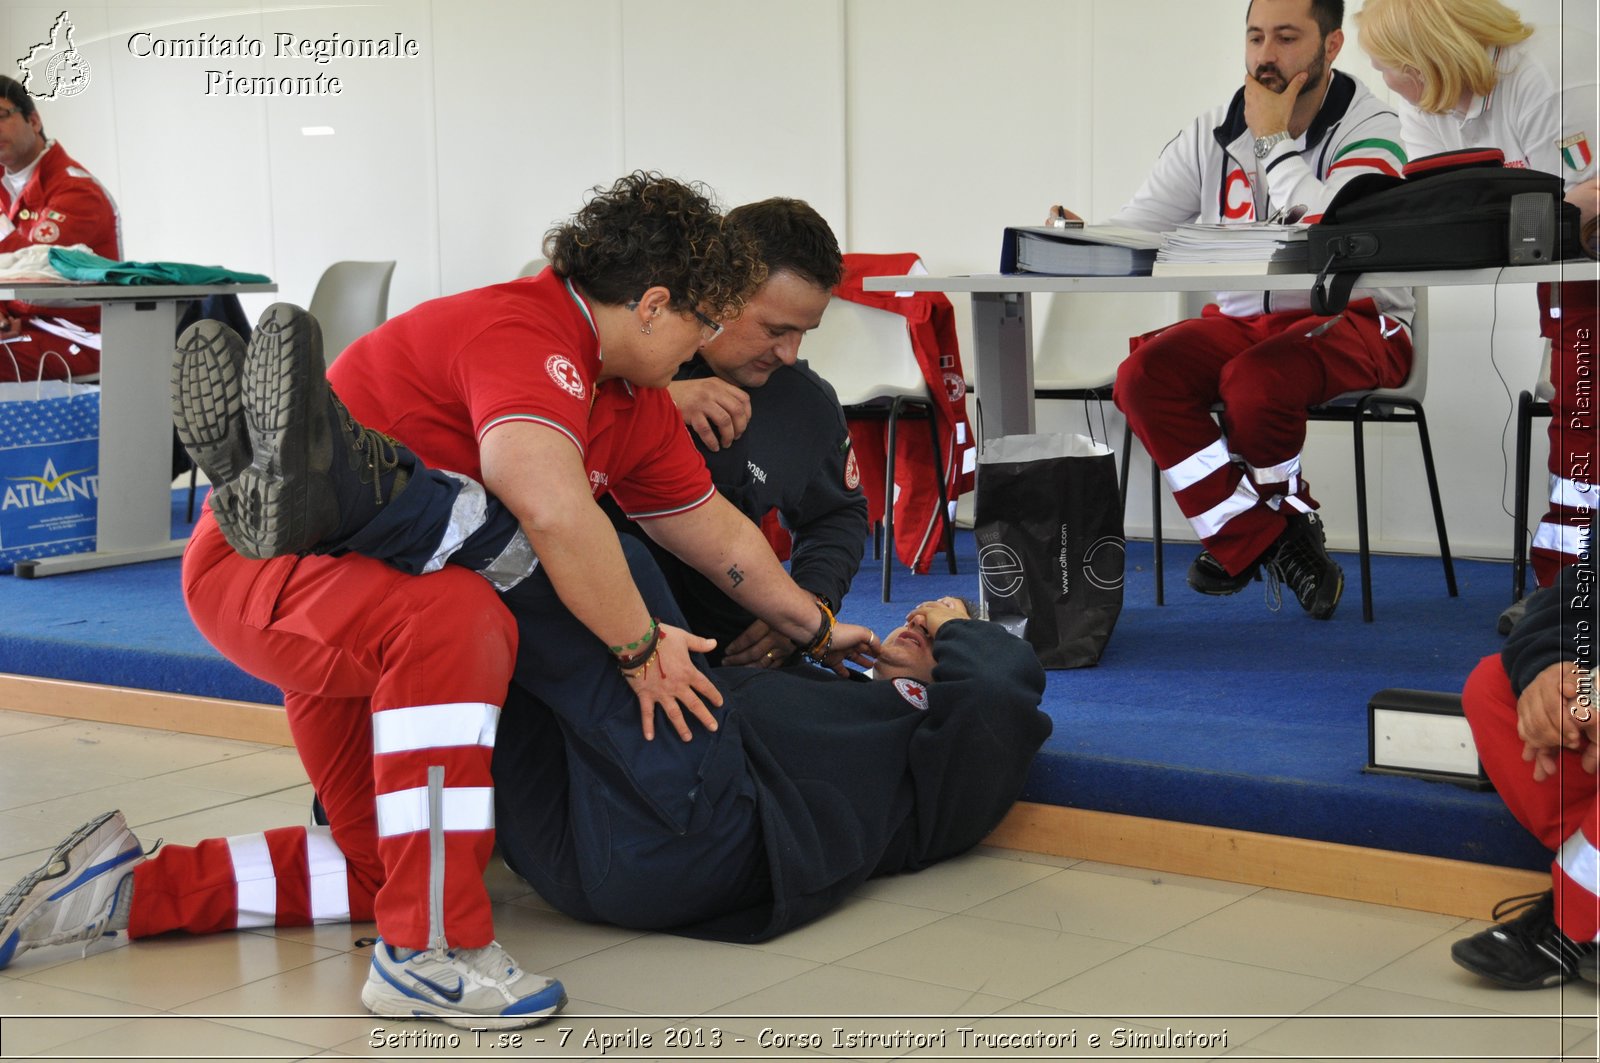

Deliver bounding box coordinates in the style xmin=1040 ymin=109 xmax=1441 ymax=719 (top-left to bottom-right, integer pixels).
xmin=0 ymin=810 xmax=145 ymax=969
xmin=361 ymin=939 xmax=567 ymax=1029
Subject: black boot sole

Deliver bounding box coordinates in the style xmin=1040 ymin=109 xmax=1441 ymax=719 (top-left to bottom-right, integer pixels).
xmin=172 ymin=321 xmax=249 ymax=486
xmin=1187 ymin=568 xmax=1259 ymax=596
xmin=211 ymin=304 xmax=331 ymax=559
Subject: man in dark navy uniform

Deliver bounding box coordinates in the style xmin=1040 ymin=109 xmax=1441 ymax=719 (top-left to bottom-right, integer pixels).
xmin=613 ymin=198 xmax=868 ymax=668
xmin=490 ymin=550 xmax=1052 ymax=941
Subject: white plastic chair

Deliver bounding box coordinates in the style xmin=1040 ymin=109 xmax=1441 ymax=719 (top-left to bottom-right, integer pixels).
xmin=308 ymin=260 xmax=396 ymax=366
xmin=800 ymin=296 xmax=956 ymax=601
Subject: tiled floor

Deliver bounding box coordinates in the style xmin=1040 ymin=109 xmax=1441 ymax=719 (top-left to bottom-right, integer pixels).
xmin=0 ymin=707 xmax=1596 ymax=1062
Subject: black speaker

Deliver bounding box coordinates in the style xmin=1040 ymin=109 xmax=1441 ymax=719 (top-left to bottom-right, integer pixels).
xmin=1509 ymin=191 xmax=1556 ymax=264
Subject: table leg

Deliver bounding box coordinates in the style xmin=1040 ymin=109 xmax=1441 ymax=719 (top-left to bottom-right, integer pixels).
xmin=970 ymin=291 xmax=1036 ymax=444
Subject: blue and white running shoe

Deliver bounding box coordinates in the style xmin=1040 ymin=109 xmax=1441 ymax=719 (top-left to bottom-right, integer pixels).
xmin=0 ymin=810 xmax=144 ymax=969
xmin=363 ymin=938 xmax=567 ymax=1029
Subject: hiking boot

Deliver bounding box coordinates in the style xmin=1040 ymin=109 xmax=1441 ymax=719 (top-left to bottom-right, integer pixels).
xmin=1264 ymin=509 xmax=1343 ymax=620
xmin=172 ymin=319 xmax=250 ymax=485
xmin=362 ymin=939 xmax=567 ymax=1029
xmin=0 ymin=811 xmax=146 ymax=970
xmin=1450 ymin=891 xmax=1596 ymax=990
xmin=208 ymin=303 xmax=411 ymax=559
xmin=1187 ymin=550 xmax=1259 ymax=596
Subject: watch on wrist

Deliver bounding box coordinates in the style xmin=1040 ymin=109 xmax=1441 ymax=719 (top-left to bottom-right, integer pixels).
xmin=1254 ymin=131 xmax=1292 ymax=159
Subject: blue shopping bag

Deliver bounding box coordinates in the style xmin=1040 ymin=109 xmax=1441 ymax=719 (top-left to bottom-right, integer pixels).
xmin=0 ymin=369 xmax=100 ymax=573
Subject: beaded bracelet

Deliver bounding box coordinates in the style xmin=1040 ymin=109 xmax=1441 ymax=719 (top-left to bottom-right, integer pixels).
xmin=613 ymin=619 xmax=661 ymax=673
xmin=801 ymin=600 xmax=836 ymax=661
xmin=610 ymin=617 xmax=659 ymax=657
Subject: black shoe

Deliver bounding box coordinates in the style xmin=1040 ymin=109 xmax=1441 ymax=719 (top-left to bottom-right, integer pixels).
xmin=172 ymin=320 xmax=249 ymax=486
xmin=1187 ymin=550 xmax=1258 ymax=596
xmin=1264 ymin=510 xmax=1343 ymax=620
xmin=1498 ymin=596 xmax=1530 ymax=637
xmin=1450 ymin=891 xmax=1596 ymax=990
xmin=208 ymin=304 xmax=410 ymax=559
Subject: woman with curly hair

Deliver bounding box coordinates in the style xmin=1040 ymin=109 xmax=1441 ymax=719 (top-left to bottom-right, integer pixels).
xmin=0 ymin=173 xmax=876 ymax=1029
xmin=1355 ymin=0 xmax=1600 ymax=992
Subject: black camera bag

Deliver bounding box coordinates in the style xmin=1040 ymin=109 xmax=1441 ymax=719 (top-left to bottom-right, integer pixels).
xmin=1309 ymin=148 xmax=1581 ymax=314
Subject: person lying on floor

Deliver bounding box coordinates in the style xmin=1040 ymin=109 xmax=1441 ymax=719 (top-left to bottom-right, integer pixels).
xmin=490 ymin=567 xmax=1052 ymax=943
xmin=0 ymin=328 xmax=1050 ymax=977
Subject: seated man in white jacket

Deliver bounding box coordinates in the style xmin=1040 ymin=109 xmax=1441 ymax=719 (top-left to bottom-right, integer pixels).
xmin=1049 ymin=0 xmax=1413 ymax=621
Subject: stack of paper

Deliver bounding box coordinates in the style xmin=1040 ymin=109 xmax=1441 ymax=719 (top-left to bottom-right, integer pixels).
xmin=1002 ymin=225 xmax=1163 ymax=276
xmin=1152 ymin=223 xmax=1310 ymax=276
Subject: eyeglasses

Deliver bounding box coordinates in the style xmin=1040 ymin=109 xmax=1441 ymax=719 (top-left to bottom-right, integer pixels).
xmin=689 ymin=306 xmax=724 ymax=343
xmin=627 ymin=298 xmax=723 ymax=343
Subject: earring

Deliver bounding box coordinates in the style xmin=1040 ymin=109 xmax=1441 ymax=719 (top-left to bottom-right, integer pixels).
xmin=641 ymin=324 xmax=652 ymax=335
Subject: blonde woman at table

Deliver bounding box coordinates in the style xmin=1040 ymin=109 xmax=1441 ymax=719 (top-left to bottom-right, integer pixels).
xmin=1356 ymin=0 xmax=1600 ymax=994
xmin=1357 ymin=0 xmax=1600 ymax=613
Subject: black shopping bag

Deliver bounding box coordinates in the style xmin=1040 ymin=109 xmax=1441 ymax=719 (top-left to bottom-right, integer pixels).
xmin=975 ymin=433 xmax=1124 ymax=669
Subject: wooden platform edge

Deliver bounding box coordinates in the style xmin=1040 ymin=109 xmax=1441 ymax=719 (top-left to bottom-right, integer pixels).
xmin=0 ymin=674 xmax=1543 ymax=919
xmin=0 ymin=672 xmax=291 ymax=746
xmin=985 ymin=801 xmax=1545 ymax=921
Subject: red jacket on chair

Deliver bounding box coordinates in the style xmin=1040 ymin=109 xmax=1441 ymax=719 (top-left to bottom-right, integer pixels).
xmin=833 ymin=253 xmax=975 ymax=575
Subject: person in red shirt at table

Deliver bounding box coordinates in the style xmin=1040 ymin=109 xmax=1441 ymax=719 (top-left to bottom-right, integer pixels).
xmin=0 ymin=75 xmax=120 ymax=381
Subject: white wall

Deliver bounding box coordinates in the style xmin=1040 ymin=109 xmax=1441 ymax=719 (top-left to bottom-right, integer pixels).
xmin=2 ymin=0 xmax=1593 ymax=557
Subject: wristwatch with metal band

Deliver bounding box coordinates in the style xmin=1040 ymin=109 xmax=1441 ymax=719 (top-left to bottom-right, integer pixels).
xmin=1254 ymin=131 xmax=1292 ymax=159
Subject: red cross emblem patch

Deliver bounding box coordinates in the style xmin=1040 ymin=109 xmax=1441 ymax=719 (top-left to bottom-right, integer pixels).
xmin=545 ymin=354 xmax=584 ymax=399
xmin=893 ymin=677 xmax=929 ymax=710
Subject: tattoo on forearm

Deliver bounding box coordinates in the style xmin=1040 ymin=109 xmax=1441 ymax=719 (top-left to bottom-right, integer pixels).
xmin=726 ymin=565 xmax=745 ymax=589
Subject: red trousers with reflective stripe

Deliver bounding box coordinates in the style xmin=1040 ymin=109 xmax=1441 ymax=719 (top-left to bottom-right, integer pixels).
xmin=1115 ymin=302 xmax=1412 ymax=574
xmin=1463 ymin=655 xmax=1600 ymax=942
xmin=1533 ymin=283 xmax=1599 ymax=588
xmin=129 ymin=826 xmax=357 ymax=936
xmin=130 ymin=515 xmax=516 ymax=949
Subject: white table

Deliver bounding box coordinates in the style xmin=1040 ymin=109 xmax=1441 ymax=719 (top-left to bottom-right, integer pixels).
xmin=0 ymin=282 xmax=277 ymax=576
xmin=863 ymin=263 xmax=1580 ymax=443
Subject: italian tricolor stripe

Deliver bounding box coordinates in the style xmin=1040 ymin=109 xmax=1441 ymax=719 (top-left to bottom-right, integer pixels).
xmin=1328 ymin=157 xmax=1401 ymax=177
xmin=1330 ymin=137 xmax=1405 ymax=179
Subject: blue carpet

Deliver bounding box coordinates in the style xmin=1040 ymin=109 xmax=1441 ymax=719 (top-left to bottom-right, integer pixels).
xmin=0 ymin=492 xmax=1549 ymax=872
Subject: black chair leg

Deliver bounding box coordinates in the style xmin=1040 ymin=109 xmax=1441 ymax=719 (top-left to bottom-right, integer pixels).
xmin=1352 ymin=400 xmax=1375 ymax=623
xmin=1512 ymin=390 xmax=1534 ymax=602
xmin=186 ymin=464 xmax=198 ymax=523
xmin=1412 ymin=403 xmax=1457 ymax=599
xmin=1152 ymin=460 xmax=1164 ymax=606
xmin=1116 ymin=419 xmax=1133 ymax=512
xmin=883 ymin=400 xmax=902 ymax=603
